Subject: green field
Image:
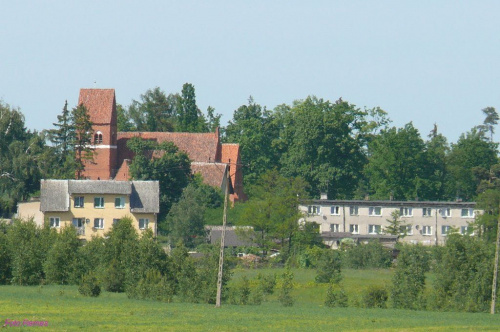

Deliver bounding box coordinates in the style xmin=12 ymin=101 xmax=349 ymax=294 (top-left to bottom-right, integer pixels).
xmin=1 ymin=268 xmax=500 ymax=331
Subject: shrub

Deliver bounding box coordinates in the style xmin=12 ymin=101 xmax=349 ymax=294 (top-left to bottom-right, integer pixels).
xmin=391 ymin=244 xmax=429 ymax=310
xmin=278 ymin=265 xmax=294 ymax=307
xmin=343 ymin=240 xmax=392 ymax=269
xmin=250 ymin=287 xmax=263 ymax=305
xmin=78 ymin=272 xmax=101 ymax=297
xmin=239 ymin=276 xmax=251 ymax=305
xmin=431 ymin=234 xmax=494 ymax=312
xmin=325 ymin=282 xmax=348 ymax=308
xmin=362 ymin=285 xmax=388 ymax=308
xmin=315 ymin=250 xmax=342 ymax=283
xmin=298 ymin=246 xmax=325 ymax=268
xmin=127 ymin=269 xmax=174 ymax=302
xmin=257 ymin=273 xmax=277 ymax=295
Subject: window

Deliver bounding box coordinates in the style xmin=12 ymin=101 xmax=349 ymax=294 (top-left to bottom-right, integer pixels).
xmin=461 ymin=226 xmax=474 ymax=235
xmin=349 ymin=206 xmax=359 ymax=216
xmin=400 ymin=225 xmax=413 ymax=235
xmin=308 ymin=205 xmax=321 ymax=215
xmin=139 ymin=218 xmax=149 ymax=230
xmin=349 ymin=224 xmax=359 ymax=234
xmin=72 ymin=218 xmax=84 ymax=228
xmin=422 ymin=226 xmax=432 ymax=236
xmin=113 ymin=218 xmax=120 ymax=225
xmin=422 ymin=208 xmax=432 ymax=217
xmin=461 ymin=208 xmax=474 ymax=218
xmin=369 ymin=206 xmax=382 ymax=216
xmin=94 ymin=132 xmax=103 ymax=144
xmin=115 ymin=197 xmax=125 ymax=209
xmin=94 ymin=197 xmax=104 ymax=208
xmin=368 ymin=224 xmax=381 ymax=234
xmin=93 ymin=218 xmax=104 ymax=229
xmin=330 ymin=206 xmax=340 ymax=215
xmin=441 ymin=225 xmax=451 ymax=236
xmin=49 ymin=217 xmax=60 ymax=228
xmin=330 ymin=224 xmax=340 ymax=232
xmin=400 ymin=207 xmax=413 ymax=217
xmin=74 ymin=196 xmax=84 ymax=208
xmin=440 ymin=208 xmax=451 ymax=217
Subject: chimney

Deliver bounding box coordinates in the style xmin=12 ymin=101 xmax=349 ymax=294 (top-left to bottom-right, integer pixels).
xmin=320 ymin=192 xmax=328 ymax=200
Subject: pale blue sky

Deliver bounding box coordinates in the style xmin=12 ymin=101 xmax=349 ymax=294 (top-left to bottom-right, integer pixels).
xmin=1 ymin=1 xmax=499 ymax=143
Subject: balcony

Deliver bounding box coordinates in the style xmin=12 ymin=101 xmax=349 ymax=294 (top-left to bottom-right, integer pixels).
xmin=75 ymin=227 xmax=85 ymax=236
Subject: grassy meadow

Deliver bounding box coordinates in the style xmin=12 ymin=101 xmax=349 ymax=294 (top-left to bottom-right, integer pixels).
xmin=1 ymin=268 xmax=500 ymax=331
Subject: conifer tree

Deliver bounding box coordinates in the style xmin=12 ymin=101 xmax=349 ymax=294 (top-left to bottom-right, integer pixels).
xmin=71 ymin=104 xmax=94 ymax=179
xmin=49 ymin=100 xmax=74 ymax=156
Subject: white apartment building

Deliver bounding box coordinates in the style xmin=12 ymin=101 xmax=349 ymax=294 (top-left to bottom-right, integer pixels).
xmin=299 ymin=199 xmax=479 ymax=246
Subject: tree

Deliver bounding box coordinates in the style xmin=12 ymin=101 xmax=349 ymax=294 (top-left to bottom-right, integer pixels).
xmin=48 ymin=100 xmax=74 ymax=156
xmin=224 ymin=97 xmax=280 ymax=185
xmin=446 ymin=128 xmax=498 ymax=200
xmin=116 ymin=103 xmax=134 ymax=132
xmin=177 ymin=83 xmax=206 ymax=132
xmin=71 ymin=104 xmax=94 ymax=179
xmin=0 ymin=221 xmax=11 ymax=284
xmin=422 ymin=128 xmax=449 ymax=200
xmin=128 ymin=87 xmax=177 ymax=132
xmin=101 ymin=217 xmax=139 ymax=292
xmin=432 ymin=234 xmax=494 ymax=312
xmin=127 ymin=137 xmax=191 ymax=223
xmin=475 ymin=189 xmax=500 ymax=242
xmin=478 ymin=107 xmax=499 ymax=142
xmin=43 ymin=225 xmax=81 ymax=284
xmin=391 ymin=244 xmax=429 ymax=309
xmin=165 ymin=184 xmax=207 ymax=247
xmin=279 ymin=97 xmax=370 ymax=199
xmin=206 ymin=106 xmax=221 ymax=132
xmin=364 ymin=123 xmax=431 ymax=200
xmin=8 ymin=219 xmax=57 ymax=285
xmin=384 ymin=210 xmax=407 ymax=238
xmin=238 ymin=170 xmax=308 ymax=255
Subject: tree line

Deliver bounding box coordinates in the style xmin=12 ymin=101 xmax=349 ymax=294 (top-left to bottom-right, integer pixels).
xmin=0 ymin=216 xmax=494 ymax=312
xmin=1 ymin=84 xmax=499 ymax=240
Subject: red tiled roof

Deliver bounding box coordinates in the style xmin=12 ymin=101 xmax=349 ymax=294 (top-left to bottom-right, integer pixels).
xmin=191 ymin=162 xmax=227 ymax=189
xmin=78 ymin=89 xmax=116 ymax=124
xmin=114 ymin=159 xmax=131 ymax=181
xmin=117 ymin=131 xmax=219 ymax=163
xmin=221 ymin=143 xmax=245 ymax=202
xmin=221 ymin=143 xmax=240 ymax=165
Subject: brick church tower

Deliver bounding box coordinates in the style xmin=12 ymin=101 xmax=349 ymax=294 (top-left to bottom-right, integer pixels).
xmin=78 ymin=89 xmax=118 ymax=180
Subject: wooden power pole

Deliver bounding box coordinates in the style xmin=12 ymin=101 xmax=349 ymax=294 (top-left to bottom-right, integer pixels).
xmin=491 ymin=208 xmax=500 ymax=314
xmin=215 ymin=170 xmax=230 ymax=308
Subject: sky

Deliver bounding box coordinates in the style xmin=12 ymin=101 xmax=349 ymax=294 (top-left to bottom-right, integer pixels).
xmin=1 ymin=1 xmax=499 ymax=143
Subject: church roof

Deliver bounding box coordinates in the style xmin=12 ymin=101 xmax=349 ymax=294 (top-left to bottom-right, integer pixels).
xmin=117 ymin=131 xmax=219 ymax=163
xmin=191 ymin=162 xmax=228 ymax=189
xmin=78 ymin=89 xmax=116 ymax=125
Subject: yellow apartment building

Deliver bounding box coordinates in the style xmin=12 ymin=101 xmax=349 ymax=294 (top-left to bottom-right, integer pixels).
xmin=40 ymin=180 xmax=159 ymax=240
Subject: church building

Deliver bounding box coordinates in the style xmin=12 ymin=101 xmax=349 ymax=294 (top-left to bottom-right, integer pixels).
xmin=78 ymin=88 xmax=245 ymax=202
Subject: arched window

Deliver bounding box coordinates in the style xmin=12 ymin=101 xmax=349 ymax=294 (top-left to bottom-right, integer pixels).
xmin=94 ymin=131 xmax=103 ymax=144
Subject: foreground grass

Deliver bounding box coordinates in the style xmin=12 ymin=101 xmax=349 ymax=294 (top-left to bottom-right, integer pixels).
xmin=1 ymin=269 xmax=500 ymax=331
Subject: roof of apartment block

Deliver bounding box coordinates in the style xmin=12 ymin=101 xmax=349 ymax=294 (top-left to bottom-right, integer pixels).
xmin=78 ymin=89 xmax=116 ymax=124
xmin=40 ymin=180 xmax=159 ymax=213
xmin=303 ymin=199 xmax=476 ymax=208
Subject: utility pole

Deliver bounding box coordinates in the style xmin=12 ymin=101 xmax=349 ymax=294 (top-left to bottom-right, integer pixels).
xmin=215 ymin=169 xmax=230 ymax=308
xmin=491 ymin=207 xmax=500 ymax=314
